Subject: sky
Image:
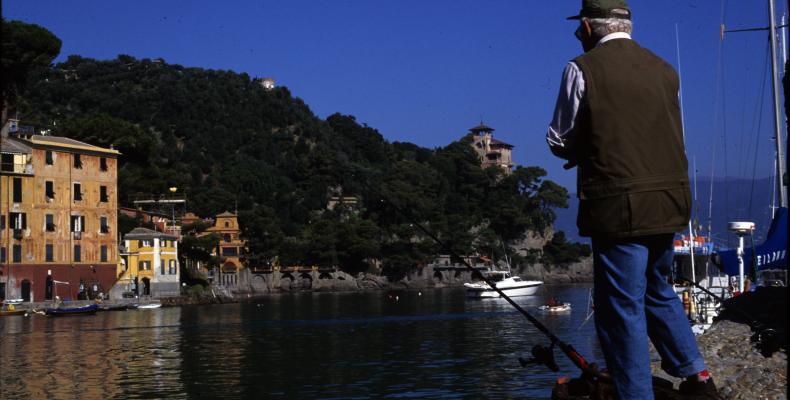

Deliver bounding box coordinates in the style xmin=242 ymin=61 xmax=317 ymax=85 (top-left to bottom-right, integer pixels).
xmin=4 ymin=0 xmax=787 ymax=192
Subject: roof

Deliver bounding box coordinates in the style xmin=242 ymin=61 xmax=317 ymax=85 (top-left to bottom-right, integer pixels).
xmin=488 ymin=137 xmax=514 ymax=148
xmin=469 ymin=123 xmax=494 ymax=133
xmin=124 ymin=227 xmax=176 ymax=241
xmin=0 ymin=137 xmax=32 ymax=154
xmin=27 ymin=135 xmax=121 ymax=156
xmin=216 ymin=211 xmax=237 ymax=218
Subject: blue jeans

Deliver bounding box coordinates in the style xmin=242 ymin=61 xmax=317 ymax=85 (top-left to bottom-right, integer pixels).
xmin=592 ymin=234 xmax=705 ymax=400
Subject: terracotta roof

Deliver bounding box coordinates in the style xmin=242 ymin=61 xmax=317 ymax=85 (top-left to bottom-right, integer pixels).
xmin=216 ymin=211 xmax=237 ymax=217
xmin=124 ymin=227 xmax=176 ymax=240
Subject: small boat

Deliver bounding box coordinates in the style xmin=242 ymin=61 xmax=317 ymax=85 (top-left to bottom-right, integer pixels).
xmin=0 ymin=303 xmax=27 ymax=317
xmin=99 ymin=304 xmax=130 ymax=311
xmin=538 ymin=302 xmax=572 ymax=313
xmin=465 ymin=270 xmax=543 ymax=298
xmin=44 ymin=303 xmax=99 ymax=316
xmin=132 ymin=303 xmax=162 ymax=309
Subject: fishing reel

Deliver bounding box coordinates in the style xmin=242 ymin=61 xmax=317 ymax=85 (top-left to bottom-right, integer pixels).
xmin=519 ymin=343 xmax=559 ymax=372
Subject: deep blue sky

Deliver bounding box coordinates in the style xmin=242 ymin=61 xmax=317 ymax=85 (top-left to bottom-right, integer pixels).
xmin=5 ymin=1 xmax=787 ymax=191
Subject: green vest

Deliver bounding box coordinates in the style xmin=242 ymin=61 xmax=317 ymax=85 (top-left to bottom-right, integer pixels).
xmin=572 ymin=39 xmax=691 ymax=237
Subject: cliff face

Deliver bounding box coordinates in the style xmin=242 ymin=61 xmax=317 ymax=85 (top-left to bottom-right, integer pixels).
xmin=517 ymin=258 xmax=593 ymax=283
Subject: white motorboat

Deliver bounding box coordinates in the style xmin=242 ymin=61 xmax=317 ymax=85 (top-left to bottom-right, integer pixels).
xmin=464 ymin=271 xmax=543 ymax=298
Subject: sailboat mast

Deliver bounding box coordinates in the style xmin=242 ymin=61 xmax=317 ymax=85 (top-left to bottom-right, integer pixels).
xmin=768 ymin=0 xmax=788 ymax=207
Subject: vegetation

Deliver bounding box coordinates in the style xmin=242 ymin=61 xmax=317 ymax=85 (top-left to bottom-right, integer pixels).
xmin=3 ymin=20 xmax=588 ymax=278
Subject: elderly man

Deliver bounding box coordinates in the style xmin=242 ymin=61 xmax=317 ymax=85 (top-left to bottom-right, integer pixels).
xmin=546 ymin=1 xmax=720 ymax=398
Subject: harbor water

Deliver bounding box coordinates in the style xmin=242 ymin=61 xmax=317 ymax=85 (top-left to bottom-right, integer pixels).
xmin=0 ymin=284 xmax=604 ymax=399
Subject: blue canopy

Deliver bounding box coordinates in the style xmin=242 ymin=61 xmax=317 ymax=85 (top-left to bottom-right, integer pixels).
xmin=716 ymin=207 xmax=787 ymax=276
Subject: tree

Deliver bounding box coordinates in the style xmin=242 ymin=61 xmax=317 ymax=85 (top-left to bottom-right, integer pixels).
xmin=1 ymin=19 xmax=61 ymax=118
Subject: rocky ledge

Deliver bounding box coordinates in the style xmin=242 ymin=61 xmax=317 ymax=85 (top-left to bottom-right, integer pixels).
xmin=652 ymin=320 xmax=787 ymax=399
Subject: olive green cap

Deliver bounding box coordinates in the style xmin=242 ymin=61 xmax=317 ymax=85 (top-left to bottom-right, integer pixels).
xmin=567 ymin=0 xmax=631 ymax=20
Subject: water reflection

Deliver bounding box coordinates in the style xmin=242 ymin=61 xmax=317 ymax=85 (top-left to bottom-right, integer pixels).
xmin=1 ymin=285 xmax=602 ymax=399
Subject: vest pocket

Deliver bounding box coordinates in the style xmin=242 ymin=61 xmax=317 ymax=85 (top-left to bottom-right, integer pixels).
xmin=578 ymin=194 xmax=629 ymax=235
xmin=627 ymin=187 xmax=690 ymax=234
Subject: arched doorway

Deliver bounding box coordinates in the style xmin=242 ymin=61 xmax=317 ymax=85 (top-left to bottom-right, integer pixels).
xmin=45 ymin=276 xmax=54 ymax=300
xmin=142 ymin=277 xmax=151 ymax=296
xmin=21 ymin=280 xmax=31 ymax=302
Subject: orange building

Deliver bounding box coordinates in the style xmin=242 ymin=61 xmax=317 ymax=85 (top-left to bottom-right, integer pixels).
xmin=202 ymin=211 xmax=246 ymax=285
xmin=1 ymin=120 xmax=120 ymax=301
xmin=468 ymin=122 xmax=514 ymax=175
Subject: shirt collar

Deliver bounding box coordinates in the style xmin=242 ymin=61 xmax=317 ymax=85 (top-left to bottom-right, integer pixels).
xmin=597 ymin=32 xmax=632 ymax=47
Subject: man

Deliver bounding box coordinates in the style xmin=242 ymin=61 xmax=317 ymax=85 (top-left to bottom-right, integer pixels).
xmin=546 ymin=1 xmax=720 ymax=398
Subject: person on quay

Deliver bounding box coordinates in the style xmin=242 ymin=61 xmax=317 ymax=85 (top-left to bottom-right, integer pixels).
xmin=546 ymin=1 xmax=720 ymax=398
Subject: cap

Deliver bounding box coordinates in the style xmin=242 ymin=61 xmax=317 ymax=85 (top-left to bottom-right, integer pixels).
xmin=566 ymin=0 xmax=631 ymax=20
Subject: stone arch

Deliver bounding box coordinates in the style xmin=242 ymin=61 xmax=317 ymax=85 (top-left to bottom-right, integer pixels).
xmin=433 ymin=271 xmax=443 ymax=283
xmin=454 ymin=269 xmax=462 ymax=278
xmin=300 ymin=272 xmax=313 ymax=289
xmin=319 ymin=272 xmax=333 ymax=280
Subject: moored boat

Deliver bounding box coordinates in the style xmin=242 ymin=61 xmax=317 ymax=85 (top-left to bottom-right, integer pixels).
xmin=0 ymin=302 xmax=27 ymax=317
xmin=44 ymin=303 xmax=99 ymax=316
xmin=132 ymin=302 xmax=162 ymax=309
xmin=464 ymin=270 xmax=543 ymax=298
xmin=538 ymin=302 xmax=571 ymax=313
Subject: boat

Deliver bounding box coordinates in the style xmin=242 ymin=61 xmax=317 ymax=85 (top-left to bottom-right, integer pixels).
xmin=44 ymin=303 xmax=99 ymax=316
xmin=99 ymin=304 xmax=131 ymax=311
xmin=0 ymin=302 xmax=27 ymax=317
xmin=538 ymin=302 xmax=571 ymax=313
xmin=132 ymin=302 xmax=162 ymax=309
xmin=464 ymin=270 xmax=543 ymax=298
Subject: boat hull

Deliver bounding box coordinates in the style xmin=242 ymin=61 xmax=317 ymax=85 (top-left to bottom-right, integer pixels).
xmin=465 ymin=282 xmax=542 ymax=298
xmin=44 ymin=304 xmax=99 ymax=316
xmin=0 ymin=309 xmax=27 ymax=317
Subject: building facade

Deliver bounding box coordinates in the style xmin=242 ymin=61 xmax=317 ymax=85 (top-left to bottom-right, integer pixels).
xmin=1 ymin=120 xmax=120 ymax=301
xmin=115 ymin=227 xmax=180 ymax=299
xmin=202 ymin=211 xmax=246 ymax=286
xmin=468 ymin=123 xmax=514 ymax=175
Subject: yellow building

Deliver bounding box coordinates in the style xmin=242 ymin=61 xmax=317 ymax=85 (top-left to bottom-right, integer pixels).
xmin=115 ymin=227 xmax=180 ymax=298
xmin=1 ymin=119 xmax=120 ymax=302
xmin=202 ymin=211 xmax=246 ymax=286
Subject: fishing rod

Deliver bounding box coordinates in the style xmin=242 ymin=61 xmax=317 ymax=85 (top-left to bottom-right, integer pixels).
xmin=355 ymin=172 xmax=603 ymax=378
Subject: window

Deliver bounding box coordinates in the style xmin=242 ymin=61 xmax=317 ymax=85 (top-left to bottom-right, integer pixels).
xmin=225 ymin=221 xmax=230 ymax=228
xmin=45 ymin=214 xmax=55 ymax=232
xmin=223 ymin=234 xmax=231 ymax=242
xmin=45 ymin=244 xmax=54 ymax=262
xmin=73 ymin=154 xmax=82 ymax=169
xmin=160 ymin=260 xmax=165 ymax=275
xmin=1 ymin=153 xmax=13 ymax=171
xmin=70 ymin=215 xmax=85 ymax=232
xmin=73 ymin=183 xmax=82 ymax=201
xmin=221 ymin=247 xmax=238 ymax=256
xmin=0 ymin=247 xmax=5 ymax=263
xmin=10 ymin=212 xmax=26 ymax=229
xmin=13 ymin=178 xmax=22 ymax=203
xmin=100 ymin=216 xmax=109 ymax=233
xmin=100 ymin=245 xmax=107 ymax=262
xmin=74 ymin=245 xmax=81 ymax=262
xmin=1 ymin=215 xmax=4 ymax=230
xmin=45 ymin=181 xmax=55 ymax=200
xmin=13 ymin=245 xmax=22 ymax=263
xmin=138 ymin=240 xmax=151 ymax=248
xmin=138 ymin=261 xmax=150 ymax=270
xmin=169 ymin=260 xmax=177 ymax=275
xmin=100 ymin=157 xmax=108 ymax=171
xmin=45 ymin=150 xmax=54 ymax=165
xmin=100 ymin=186 xmax=108 ymax=202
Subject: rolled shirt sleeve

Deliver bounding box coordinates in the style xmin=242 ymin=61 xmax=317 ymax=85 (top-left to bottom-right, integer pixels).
xmin=546 ymin=61 xmax=585 ymax=159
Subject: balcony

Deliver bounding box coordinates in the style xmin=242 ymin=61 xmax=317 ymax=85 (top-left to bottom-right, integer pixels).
xmin=12 ymin=229 xmax=24 ymax=240
xmin=73 ymin=231 xmax=82 ymax=240
xmin=0 ymin=162 xmax=33 ymax=175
